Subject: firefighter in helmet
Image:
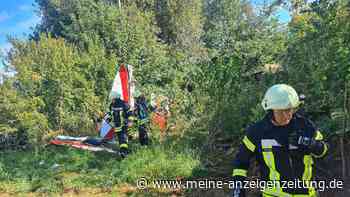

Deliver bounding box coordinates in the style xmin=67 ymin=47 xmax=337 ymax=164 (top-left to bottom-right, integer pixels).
xmin=232 ymin=84 xmax=328 ymax=197
xmin=109 ymin=92 xmax=130 ymax=158
xmin=133 ymin=90 xmax=150 ymax=146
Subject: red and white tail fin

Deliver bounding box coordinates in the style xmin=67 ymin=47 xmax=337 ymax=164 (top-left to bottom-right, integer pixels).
xmin=109 ymin=64 xmax=129 ymax=103
xmin=109 ymin=64 xmax=136 ymax=109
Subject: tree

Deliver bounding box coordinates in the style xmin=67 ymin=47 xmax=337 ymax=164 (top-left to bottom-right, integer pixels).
xmin=34 ymin=0 xmax=173 ymax=88
xmin=8 ymin=35 xmax=115 ymax=135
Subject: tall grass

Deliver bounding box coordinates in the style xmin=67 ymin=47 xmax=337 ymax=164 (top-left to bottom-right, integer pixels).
xmin=0 ymin=139 xmax=201 ymax=196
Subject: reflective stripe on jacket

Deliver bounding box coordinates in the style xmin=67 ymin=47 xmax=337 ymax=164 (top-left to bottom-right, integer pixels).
xmin=232 ymin=112 xmax=328 ymax=196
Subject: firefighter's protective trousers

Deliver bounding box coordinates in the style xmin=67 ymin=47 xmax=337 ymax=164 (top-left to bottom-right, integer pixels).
xmin=110 ymin=99 xmax=130 ymax=149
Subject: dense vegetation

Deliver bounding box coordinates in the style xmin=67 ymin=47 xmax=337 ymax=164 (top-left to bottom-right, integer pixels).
xmin=0 ymin=0 xmax=349 ymax=196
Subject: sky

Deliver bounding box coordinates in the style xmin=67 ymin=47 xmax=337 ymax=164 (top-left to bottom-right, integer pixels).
xmin=0 ymin=0 xmax=40 ymax=69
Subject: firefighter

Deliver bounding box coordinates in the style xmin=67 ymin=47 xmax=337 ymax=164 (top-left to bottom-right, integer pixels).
xmin=232 ymin=84 xmax=328 ymax=197
xmin=109 ymin=92 xmax=130 ymax=158
xmin=133 ymin=90 xmax=150 ymax=146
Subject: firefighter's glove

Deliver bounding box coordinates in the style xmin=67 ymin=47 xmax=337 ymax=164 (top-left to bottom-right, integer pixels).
xmin=297 ymin=136 xmax=324 ymax=154
xmin=232 ymin=186 xmax=245 ymax=197
xmin=297 ymin=136 xmax=314 ymax=146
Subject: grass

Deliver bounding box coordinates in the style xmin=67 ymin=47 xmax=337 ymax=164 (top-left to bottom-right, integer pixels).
xmin=0 ymin=138 xmax=202 ymax=196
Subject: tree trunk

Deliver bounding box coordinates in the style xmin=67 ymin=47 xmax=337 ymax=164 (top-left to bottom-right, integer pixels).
xmin=341 ymin=82 xmax=348 ymax=180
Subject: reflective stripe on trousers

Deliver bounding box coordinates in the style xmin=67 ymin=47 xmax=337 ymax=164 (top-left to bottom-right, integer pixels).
xmin=261 ymin=143 xmax=317 ymax=197
xmin=262 ymin=188 xmax=317 ymax=197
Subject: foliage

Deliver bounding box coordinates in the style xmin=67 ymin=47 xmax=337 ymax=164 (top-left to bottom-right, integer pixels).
xmin=34 ymin=0 xmax=172 ymax=88
xmin=0 ymin=80 xmax=48 ymax=147
xmin=3 ymin=35 xmax=116 ymax=140
xmin=284 ymin=0 xmax=350 ymax=133
xmin=198 ymin=0 xmax=288 ymax=138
